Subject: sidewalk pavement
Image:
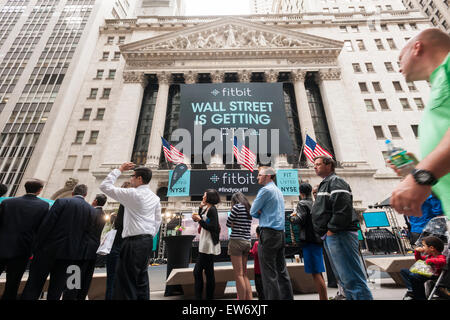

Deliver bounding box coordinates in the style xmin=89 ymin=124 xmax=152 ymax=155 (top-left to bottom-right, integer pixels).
xmin=146 ymin=260 xmax=407 ymax=300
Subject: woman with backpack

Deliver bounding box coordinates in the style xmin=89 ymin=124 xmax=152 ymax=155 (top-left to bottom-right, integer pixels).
xmin=290 ymin=183 xmax=328 ymax=300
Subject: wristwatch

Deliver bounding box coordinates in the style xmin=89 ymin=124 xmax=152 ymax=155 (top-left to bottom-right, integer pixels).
xmin=411 ymin=169 xmax=438 ymax=186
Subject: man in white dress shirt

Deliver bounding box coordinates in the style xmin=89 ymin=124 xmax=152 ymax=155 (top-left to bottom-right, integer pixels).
xmin=100 ymin=162 xmax=162 ymax=300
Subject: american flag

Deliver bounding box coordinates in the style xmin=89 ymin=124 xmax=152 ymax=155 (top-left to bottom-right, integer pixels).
xmin=161 ymin=137 xmax=185 ymax=164
xmin=303 ymin=134 xmax=333 ymax=163
xmin=233 ymin=136 xmax=256 ymax=172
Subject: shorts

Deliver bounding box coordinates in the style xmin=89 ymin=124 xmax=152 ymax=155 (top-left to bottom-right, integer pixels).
xmin=302 ymin=243 xmax=325 ymax=274
xmin=228 ymin=238 xmax=251 ymax=256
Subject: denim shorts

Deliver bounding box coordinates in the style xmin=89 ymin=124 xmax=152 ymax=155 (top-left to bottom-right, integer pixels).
xmin=228 ymin=238 xmax=251 ymax=256
xmin=302 ymin=243 xmax=325 ymax=274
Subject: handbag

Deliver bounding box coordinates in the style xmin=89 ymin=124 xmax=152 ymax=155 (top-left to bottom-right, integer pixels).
xmin=96 ymin=229 xmax=117 ymax=255
xmin=409 ymin=260 xmax=434 ymax=277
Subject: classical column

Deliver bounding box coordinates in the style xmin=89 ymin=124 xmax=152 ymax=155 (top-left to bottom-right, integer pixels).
xmin=237 ymin=70 xmax=251 ymax=83
xmin=184 ymin=71 xmax=198 ymax=84
xmin=211 ymin=70 xmax=225 ymax=83
xmin=146 ymin=72 xmax=171 ymax=168
xmin=264 ymin=69 xmax=278 ymax=83
xmin=292 ymin=70 xmax=316 ymax=143
xmin=101 ymin=71 xmax=147 ymax=165
xmin=316 ymin=68 xmax=364 ymax=163
xmin=264 ymin=69 xmax=287 ymax=167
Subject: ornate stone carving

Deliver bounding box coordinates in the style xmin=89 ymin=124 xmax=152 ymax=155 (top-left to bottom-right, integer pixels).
xmin=126 ymin=60 xmax=175 ymax=68
xmin=265 ymin=70 xmax=278 ymax=83
xmin=287 ymin=58 xmax=336 ymax=65
xmin=123 ymin=71 xmax=147 ymax=84
xmin=317 ymin=68 xmax=342 ymax=81
xmin=145 ymin=24 xmax=324 ymax=51
xmin=237 ymin=70 xmax=252 ymax=83
xmin=64 ymin=178 xmax=79 ymax=190
xmin=157 ymin=71 xmax=171 ymax=85
xmin=184 ymin=71 xmax=197 ymax=84
xmin=291 ymin=70 xmax=307 ymax=82
xmin=211 ymin=70 xmax=225 ymax=83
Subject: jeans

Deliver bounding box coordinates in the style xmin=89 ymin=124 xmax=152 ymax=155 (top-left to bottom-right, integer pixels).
xmin=324 ymin=231 xmax=373 ymax=300
xmin=400 ymin=268 xmax=434 ymax=300
xmin=259 ymin=228 xmax=293 ymax=300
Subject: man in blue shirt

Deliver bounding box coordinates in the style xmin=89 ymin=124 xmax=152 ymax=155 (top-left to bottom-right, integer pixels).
xmin=250 ymin=166 xmax=293 ymax=300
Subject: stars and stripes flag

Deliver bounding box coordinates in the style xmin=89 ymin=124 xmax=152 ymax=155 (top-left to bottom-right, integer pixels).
xmin=303 ymin=134 xmax=333 ymax=163
xmin=233 ymin=136 xmax=257 ymax=172
xmin=161 ymin=137 xmax=185 ymax=164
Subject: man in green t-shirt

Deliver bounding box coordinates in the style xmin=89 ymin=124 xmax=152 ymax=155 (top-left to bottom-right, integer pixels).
xmin=390 ymin=28 xmax=450 ymax=218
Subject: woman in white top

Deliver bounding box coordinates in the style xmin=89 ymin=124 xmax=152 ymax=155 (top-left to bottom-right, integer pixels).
xmin=192 ymin=189 xmax=221 ymax=300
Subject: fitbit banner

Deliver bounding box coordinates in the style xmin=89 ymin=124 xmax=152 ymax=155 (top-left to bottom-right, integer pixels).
xmin=178 ymin=82 xmax=294 ymax=156
xmin=189 ymin=170 xmax=262 ymax=195
xmin=167 ymin=169 xmax=299 ymax=196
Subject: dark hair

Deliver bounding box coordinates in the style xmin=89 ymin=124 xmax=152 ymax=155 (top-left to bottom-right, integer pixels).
xmin=73 ymin=184 xmax=88 ymax=197
xmin=205 ymin=189 xmax=220 ymax=205
xmin=95 ymin=193 xmax=107 ymax=207
xmin=313 ymin=155 xmax=336 ymax=170
xmin=24 ymin=180 xmax=44 ymax=194
xmin=299 ymin=183 xmax=312 ymax=197
xmin=423 ymin=236 xmax=444 ymax=253
xmin=256 ymin=226 xmax=261 ymax=236
xmin=134 ymin=166 xmax=152 ymax=184
xmin=0 ymin=183 xmax=8 ymax=197
xmin=231 ymin=192 xmax=252 ymax=219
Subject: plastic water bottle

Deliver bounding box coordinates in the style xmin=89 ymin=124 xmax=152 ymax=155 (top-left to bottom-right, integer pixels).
xmin=385 ymin=139 xmax=415 ymax=176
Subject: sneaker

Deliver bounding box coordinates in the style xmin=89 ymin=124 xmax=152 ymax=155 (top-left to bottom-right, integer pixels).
xmin=403 ymin=291 xmax=414 ymax=300
xmin=329 ymin=294 xmax=346 ymax=300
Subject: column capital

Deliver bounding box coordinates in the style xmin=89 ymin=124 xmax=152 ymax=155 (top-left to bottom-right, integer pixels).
xmin=184 ymin=71 xmax=198 ymax=84
xmin=291 ymin=70 xmax=307 ymax=82
xmin=316 ymin=68 xmax=341 ymax=82
xmin=123 ymin=71 xmax=147 ymax=86
xmin=211 ymin=70 xmax=225 ymax=83
xmin=264 ymin=70 xmax=278 ymax=83
xmin=237 ymin=70 xmax=251 ymax=83
xmin=157 ymin=71 xmax=171 ymax=85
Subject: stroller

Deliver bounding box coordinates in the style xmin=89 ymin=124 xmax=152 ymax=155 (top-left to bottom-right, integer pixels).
xmin=414 ymin=216 xmax=450 ymax=300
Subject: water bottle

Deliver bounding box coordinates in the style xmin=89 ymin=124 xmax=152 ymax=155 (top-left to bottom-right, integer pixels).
xmin=385 ymin=139 xmax=415 ymax=176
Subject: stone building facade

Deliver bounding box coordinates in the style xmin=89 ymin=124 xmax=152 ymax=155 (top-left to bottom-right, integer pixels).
xmin=0 ymin=1 xmax=433 ymax=231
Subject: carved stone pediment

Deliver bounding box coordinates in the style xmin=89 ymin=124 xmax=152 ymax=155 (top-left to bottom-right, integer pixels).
xmin=120 ymin=17 xmax=343 ymax=64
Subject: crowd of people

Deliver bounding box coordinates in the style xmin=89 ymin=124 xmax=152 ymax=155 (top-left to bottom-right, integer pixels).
xmin=0 ymin=27 xmax=448 ymax=301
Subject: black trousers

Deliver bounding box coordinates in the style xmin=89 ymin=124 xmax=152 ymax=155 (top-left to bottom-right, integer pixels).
xmin=113 ymin=235 xmax=153 ymax=300
xmin=0 ymin=256 xmax=30 ymax=300
xmin=254 ymin=273 xmax=265 ymax=300
xmin=193 ymin=253 xmax=215 ymax=300
xmin=62 ymin=259 xmax=96 ymax=300
xmin=259 ymin=228 xmax=293 ymax=300
xmin=21 ymin=249 xmax=82 ymax=300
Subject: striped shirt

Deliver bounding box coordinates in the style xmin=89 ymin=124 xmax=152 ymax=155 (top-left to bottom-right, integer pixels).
xmin=226 ymin=204 xmax=252 ymax=241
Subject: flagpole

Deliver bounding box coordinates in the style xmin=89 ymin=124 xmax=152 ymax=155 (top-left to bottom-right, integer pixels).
xmin=299 ymin=132 xmax=308 ymax=166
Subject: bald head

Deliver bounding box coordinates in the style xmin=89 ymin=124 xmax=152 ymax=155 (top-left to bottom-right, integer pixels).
xmin=399 ymin=28 xmax=450 ymax=82
xmin=414 ymin=28 xmax=450 ymax=50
